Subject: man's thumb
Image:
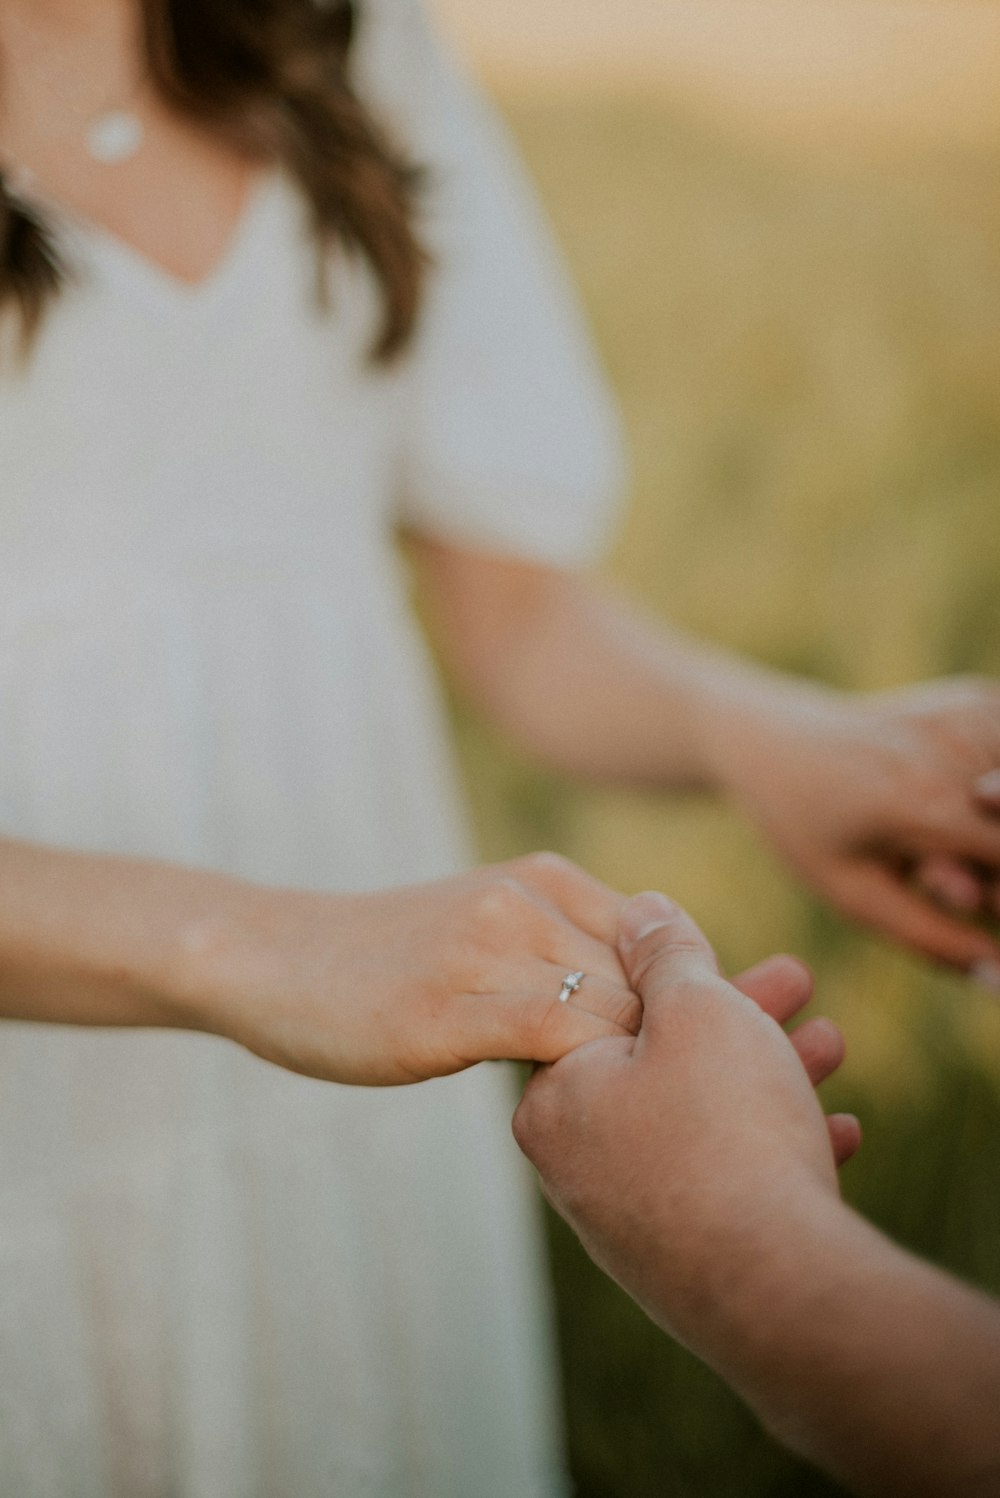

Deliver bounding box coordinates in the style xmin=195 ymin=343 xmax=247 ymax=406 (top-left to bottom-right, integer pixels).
xmin=617 ymin=891 xmax=720 ymax=997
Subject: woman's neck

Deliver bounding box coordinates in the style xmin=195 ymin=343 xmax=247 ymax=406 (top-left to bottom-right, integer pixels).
xmin=0 ymin=0 xmax=144 ymax=152
xmin=1 ymin=0 xmax=132 ymax=34
xmin=0 ymin=0 xmax=260 ymax=290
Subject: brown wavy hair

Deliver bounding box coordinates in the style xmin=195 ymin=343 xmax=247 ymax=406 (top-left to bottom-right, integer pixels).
xmin=0 ymin=0 xmax=425 ymax=359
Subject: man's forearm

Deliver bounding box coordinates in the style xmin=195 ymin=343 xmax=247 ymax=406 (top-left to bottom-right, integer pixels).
xmin=667 ymin=1194 xmax=1000 ymax=1497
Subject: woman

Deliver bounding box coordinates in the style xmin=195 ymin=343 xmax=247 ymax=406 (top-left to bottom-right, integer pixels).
xmin=0 ymin=0 xmax=998 ymax=1494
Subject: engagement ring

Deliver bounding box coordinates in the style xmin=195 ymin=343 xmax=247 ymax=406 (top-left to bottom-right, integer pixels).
xmin=558 ymin=971 xmax=585 ymax=1003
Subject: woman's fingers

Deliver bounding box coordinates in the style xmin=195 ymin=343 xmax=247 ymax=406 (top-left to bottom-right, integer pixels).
xmin=506 ymin=851 xmax=629 ymax=946
xmin=915 ymin=854 xmax=985 ymax=915
xmin=511 ymin=857 xmax=634 ymax=983
xmin=788 ymin=1015 xmax=845 ymax=1085
xmin=488 ymin=897 xmax=630 ymax=985
xmin=464 ymin=864 xmax=628 ymax=985
xmin=829 ymin=859 xmax=1000 ymax=970
xmin=925 ymin=802 xmax=1000 ymax=870
xmin=975 ymin=769 xmax=1000 ymax=810
xmin=455 ymin=972 xmax=641 ymax=1067
xmin=731 ymin=953 xmax=814 ymax=1023
xmin=545 ymin=967 xmax=642 ymax=1036
xmin=541 ymin=919 xmax=631 ymax=985
xmin=828 ymin=1112 xmax=862 ymax=1166
xmin=441 ymin=859 xmax=641 ymax=1070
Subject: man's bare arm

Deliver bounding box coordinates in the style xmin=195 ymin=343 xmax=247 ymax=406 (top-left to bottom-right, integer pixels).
xmin=514 ymin=892 xmax=1000 ymax=1497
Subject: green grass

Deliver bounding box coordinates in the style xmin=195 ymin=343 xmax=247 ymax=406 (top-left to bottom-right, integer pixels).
xmin=446 ymin=89 xmax=1000 ymax=1495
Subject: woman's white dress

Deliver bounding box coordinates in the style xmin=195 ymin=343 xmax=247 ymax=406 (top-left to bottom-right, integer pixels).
xmin=0 ymin=1 xmax=623 ymax=1494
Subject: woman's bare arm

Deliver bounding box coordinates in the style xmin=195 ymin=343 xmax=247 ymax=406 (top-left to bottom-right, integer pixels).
xmin=0 ymin=838 xmax=639 ymax=1080
xmin=0 ymin=838 xmax=238 ymax=1030
xmin=414 ymin=537 xmax=1000 ymax=973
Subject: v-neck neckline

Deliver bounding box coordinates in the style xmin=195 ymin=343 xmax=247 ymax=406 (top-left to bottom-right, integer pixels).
xmin=28 ymin=168 xmax=280 ymax=312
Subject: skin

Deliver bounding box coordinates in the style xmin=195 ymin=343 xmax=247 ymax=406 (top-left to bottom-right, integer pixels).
xmin=0 ymin=0 xmax=257 ymax=286
xmin=0 ymin=842 xmax=643 ymax=1080
xmin=2 ymin=9 xmax=997 ymax=1492
xmin=0 ymin=0 xmax=997 ymax=1084
xmin=415 ymin=545 xmax=1000 ymax=976
xmin=0 ymin=840 xmax=854 ymax=1093
xmin=514 ymin=892 xmax=1000 ymax=1498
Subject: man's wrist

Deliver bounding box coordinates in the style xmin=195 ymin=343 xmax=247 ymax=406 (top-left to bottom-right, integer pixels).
xmin=645 ymin=1175 xmax=859 ymax=1369
xmin=668 ymin=1188 xmax=1000 ymax=1495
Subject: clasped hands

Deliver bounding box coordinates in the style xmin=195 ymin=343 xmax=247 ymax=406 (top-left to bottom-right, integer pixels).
xmin=190 ymin=674 xmax=999 ymax=1090
xmin=201 ymin=853 xmax=852 ymax=1158
xmin=204 ymin=851 xmax=857 ymax=1324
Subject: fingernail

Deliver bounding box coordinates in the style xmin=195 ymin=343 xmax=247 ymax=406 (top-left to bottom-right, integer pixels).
xmin=975 ymin=770 xmax=1000 ymax=799
xmin=971 ymin=959 xmax=1000 ymax=993
xmin=619 ymin=891 xmax=679 ymax=945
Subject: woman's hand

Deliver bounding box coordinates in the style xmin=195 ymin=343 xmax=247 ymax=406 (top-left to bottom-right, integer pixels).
xmin=413 ymin=546 xmax=1000 ymax=977
xmin=513 ymin=891 xmax=853 ymax=1340
xmin=0 ymin=838 xmax=639 ymax=1085
xmin=194 ymin=852 xmax=641 ymax=1085
xmin=707 ymin=675 xmax=1000 ymax=975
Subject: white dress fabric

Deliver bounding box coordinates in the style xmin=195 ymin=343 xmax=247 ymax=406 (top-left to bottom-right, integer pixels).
xmin=0 ymin=2 xmax=624 ymax=1495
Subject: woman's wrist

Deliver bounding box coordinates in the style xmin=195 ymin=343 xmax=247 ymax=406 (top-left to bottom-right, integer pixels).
xmin=158 ymin=876 xmax=336 ymax=1048
xmin=0 ymin=838 xmax=270 ymax=1036
xmin=149 ymin=870 xmax=270 ymax=1037
xmin=167 ymin=880 xmax=373 ymax=1077
xmin=684 ymin=659 xmax=850 ymax=801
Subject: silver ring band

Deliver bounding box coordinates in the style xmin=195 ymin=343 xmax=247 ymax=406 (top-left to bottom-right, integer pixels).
xmin=558 ymin=971 xmax=585 ymax=1003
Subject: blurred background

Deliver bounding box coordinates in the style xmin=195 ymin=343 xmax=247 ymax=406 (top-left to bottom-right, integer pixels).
xmin=428 ymin=2 xmax=1000 ymax=1493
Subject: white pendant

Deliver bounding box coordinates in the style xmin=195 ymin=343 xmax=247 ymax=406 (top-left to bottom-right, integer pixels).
xmin=85 ymin=111 xmax=145 ymax=165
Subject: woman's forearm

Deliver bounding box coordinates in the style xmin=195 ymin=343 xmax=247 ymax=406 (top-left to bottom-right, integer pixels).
xmin=414 ymin=539 xmax=826 ymax=788
xmin=0 ymin=837 xmax=249 ymax=1030
xmin=417 ymin=539 xmax=1000 ymax=971
xmin=0 ymin=837 xmax=640 ymax=1083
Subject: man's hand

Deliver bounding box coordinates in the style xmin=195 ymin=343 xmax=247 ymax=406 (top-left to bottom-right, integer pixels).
xmin=513 ymin=890 xmax=852 ymax=1340
xmin=514 ymin=890 xmax=1000 ymax=1498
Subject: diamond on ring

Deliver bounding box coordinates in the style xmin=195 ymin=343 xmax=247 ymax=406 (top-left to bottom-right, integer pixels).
xmin=558 ymin=971 xmax=585 ymax=1003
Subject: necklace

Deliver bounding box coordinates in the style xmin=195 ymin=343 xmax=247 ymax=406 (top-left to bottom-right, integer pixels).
xmin=85 ymin=108 xmax=145 ymax=165
xmin=0 ymin=8 xmax=149 ymax=168
xmin=83 ymin=65 xmax=149 ymax=165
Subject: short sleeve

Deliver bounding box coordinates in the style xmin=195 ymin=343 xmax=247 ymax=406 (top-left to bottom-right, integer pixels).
xmin=351 ymin=0 xmax=628 ymax=567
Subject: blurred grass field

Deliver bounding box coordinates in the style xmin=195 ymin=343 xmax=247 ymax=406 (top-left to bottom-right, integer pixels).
xmin=447 ymin=89 xmax=1000 ymax=1495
